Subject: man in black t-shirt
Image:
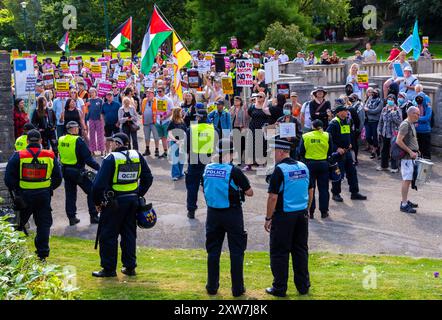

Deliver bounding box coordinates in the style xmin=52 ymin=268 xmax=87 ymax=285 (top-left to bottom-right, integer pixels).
xmin=309 ymin=87 xmax=332 ymax=129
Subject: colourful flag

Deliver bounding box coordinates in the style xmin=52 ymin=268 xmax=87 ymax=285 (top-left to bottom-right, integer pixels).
xmin=140 ymin=6 xmax=173 ymax=75
xmin=58 ymin=32 xmax=70 ymax=56
xmin=411 ymin=20 xmax=421 ymax=61
xmin=172 ymin=32 xmax=191 ymax=100
xmin=110 ymin=17 xmax=132 ymax=51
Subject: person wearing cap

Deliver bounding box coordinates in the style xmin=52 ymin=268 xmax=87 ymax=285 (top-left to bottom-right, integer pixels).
xmin=4 ymin=129 xmax=62 ymax=261
xmin=185 ymin=108 xmax=215 ymax=219
xmin=326 ymin=102 xmax=367 ymax=202
xmin=264 ymin=135 xmax=313 ymax=297
xmin=91 ymin=133 xmax=153 ymax=277
xmin=384 ymin=51 xmax=411 ymax=99
xmin=208 ymin=99 xmax=232 ymax=139
xmin=275 ymin=103 xmax=302 ymax=159
xmin=15 ymin=123 xmax=36 ymax=151
xmin=202 ymin=138 xmax=253 ymax=297
xmin=58 ymin=121 xmax=101 ymax=226
xmin=309 ymin=87 xmax=332 ymax=129
xmin=395 ymin=66 xmax=419 ymax=101
xmin=347 ymin=93 xmax=365 ymax=164
xmin=299 ymin=119 xmax=333 ymax=219
xmin=387 ymin=43 xmax=401 ymax=62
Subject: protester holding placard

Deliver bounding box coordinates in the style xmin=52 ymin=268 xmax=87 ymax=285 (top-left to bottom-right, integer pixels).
xmin=275 ymin=103 xmax=302 ymax=159
xmin=153 ymin=86 xmax=174 ymax=158
xmin=346 ymin=63 xmax=362 ymax=99
xmin=384 ymin=51 xmax=411 ymax=99
xmin=118 ymin=96 xmax=140 ymax=150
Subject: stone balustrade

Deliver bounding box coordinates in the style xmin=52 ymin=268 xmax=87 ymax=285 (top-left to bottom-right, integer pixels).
xmin=304 ymin=64 xmax=345 ymax=85
xmin=433 ymin=59 xmax=442 ymax=73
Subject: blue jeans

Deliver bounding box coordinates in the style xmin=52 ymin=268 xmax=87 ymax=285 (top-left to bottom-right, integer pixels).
xmin=170 ymin=141 xmax=184 ymax=179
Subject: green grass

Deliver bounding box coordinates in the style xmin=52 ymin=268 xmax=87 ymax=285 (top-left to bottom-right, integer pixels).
xmin=25 ymin=235 xmax=442 ymax=300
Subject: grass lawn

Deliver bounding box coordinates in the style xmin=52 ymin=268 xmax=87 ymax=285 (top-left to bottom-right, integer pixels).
xmin=26 ymin=235 xmax=442 ymax=300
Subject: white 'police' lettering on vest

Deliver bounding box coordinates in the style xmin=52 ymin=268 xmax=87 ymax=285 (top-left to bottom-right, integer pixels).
xmin=288 ymin=170 xmax=307 ymax=180
xmin=205 ymin=169 xmax=227 ymax=178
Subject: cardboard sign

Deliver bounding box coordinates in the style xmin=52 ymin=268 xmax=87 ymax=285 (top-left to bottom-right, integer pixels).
xmin=55 ymin=79 xmax=70 ymax=97
xmin=221 ymin=77 xmax=234 ymax=95
xmin=84 ymin=60 xmax=92 ymax=70
xmin=357 ymin=71 xmax=369 ymax=89
xmin=103 ymin=49 xmax=112 ymax=59
xmin=400 ymin=35 xmax=413 ymax=54
xmin=13 ymin=59 xmax=34 ymax=99
xmin=123 ymin=59 xmax=132 ymax=69
xmin=69 ymin=60 xmax=79 ymax=74
xmin=230 ymin=37 xmax=238 ymax=49
xmin=252 ymin=51 xmax=261 ymax=69
xmin=97 ymin=80 xmax=112 ymax=97
xmin=204 ymin=53 xmax=213 ymax=61
xmin=187 ymin=69 xmax=200 ymax=89
xmin=118 ymin=73 xmax=127 ymax=88
xmin=25 ymin=74 xmax=37 ymax=93
xmin=393 ymin=63 xmax=404 ymax=78
xmin=22 ymin=51 xmax=31 ymax=58
xmin=76 ymin=56 xmax=83 ymax=63
xmin=91 ymin=62 xmax=102 ymax=78
xmin=264 ymin=60 xmax=279 ymax=84
xmin=268 ymin=47 xmax=276 ymax=56
xmin=422 ymin=36 xmax=429 ymax=47
xmin=42 ymin=73 xmax=54 ymax=89
xmin=60 ymin=61 xmax=69 ymax=73
xmin=197 ymin=60 xmax=211 ymax=74
xmin=110 ymin=59 xmax=119 ymax=69
xmin=279 ymin=122 xmax=296 ymax=138
xmin=156 ymin=99 xmax=168 ymax=112
xmin=235 ymin=59 xmax=253 ymax=87
xmin=220 ymin=46 xmax=227 ymax=54
xmin=277 ymin=83 xmax=290 ymax=99
xmin=11 ymin=49 xmax=19 ymax=60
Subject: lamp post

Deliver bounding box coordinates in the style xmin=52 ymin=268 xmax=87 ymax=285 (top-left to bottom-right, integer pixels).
xmin=20 ymin=2 xmax=28 ymax=50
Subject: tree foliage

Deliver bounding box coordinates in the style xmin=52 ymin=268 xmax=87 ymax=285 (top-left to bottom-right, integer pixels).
xmin=259 ymin=22 xmax=308 ymax=57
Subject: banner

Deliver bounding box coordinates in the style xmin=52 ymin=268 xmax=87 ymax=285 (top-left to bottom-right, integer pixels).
xmin=42 ymin=73 xmax=54 ymax=90
xmin=221 ymin=77 xmax=234 ymax=95
xmin=91 ymin=62 xmax=102 ymax=78
xmin=11 ymin=49 xmax=19 ymax=60
xmin=97 ymin=80 xmax=112 ymax=97
xmin=357 ymin=71 xmax=369 ymax=89
xmin=235 ymin=59 xmax=253 ymax=87
xmin=118 ymin=73 xmax=127 ymax=88
xmin=55 ymin=79 xmax=70 ymax=97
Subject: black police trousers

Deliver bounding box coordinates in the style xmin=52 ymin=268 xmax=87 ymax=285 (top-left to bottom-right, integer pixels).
xmin=185 ymin=163 xmax=205 ymax=211
xmin=20 ymin=189 xmax=53 ymax=259
xmin=331 ymin=151 xmax=359 ymax=195
xmin=99 ymin=194 xmax=138 ymax=271
xmin=270 ymin=210 xmax=310 ymax=295
xmin=63 ymin=167 xmax=97 ymax=218
xmin=206 ymin=207 xmax=247 ymax=295
xmin=306 ymin=160 xmax=329 ymax=214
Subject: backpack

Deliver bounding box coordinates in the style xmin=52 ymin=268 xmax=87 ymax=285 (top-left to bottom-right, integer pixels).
xmin=390 ymin=135 xmax=407 ymax=160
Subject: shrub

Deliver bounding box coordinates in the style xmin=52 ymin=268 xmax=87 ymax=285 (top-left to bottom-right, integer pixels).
xmin=259 ymin=22 xmax=308 ymax=58
xmin=0 ymin=216 xmax=78 ymax=300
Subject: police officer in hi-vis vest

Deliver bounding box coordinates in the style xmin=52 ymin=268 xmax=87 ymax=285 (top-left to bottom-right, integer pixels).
xmin=5 ymin=129 xmax=62 ymax=261
xmin=91 ymin=133 xmax=153 ymax=277
xmin=15 ymin=123 xmax=36 ymax=151
xmin=299 ymin=119 xmax=333 ymax=219
xmin=203 ymin=138 xmax=253 ymax=297
xmin=185 ymin=108 xmax=215 ymax=219
xmin=264 ymin=136 xmax=313 ymax=297
xmin=58 ymin=121 xmax=101 ymax=226
xmin=326 ymin=102 xmax=367 ymax=202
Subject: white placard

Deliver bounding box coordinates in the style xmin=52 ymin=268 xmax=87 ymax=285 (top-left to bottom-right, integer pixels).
xmin=279 ymin=122 xmax=296 ymax=138
xmin=197 ymin=60 xmax=211 ymax=74
xmin=264 ymin=60 xmax=279 ymax=84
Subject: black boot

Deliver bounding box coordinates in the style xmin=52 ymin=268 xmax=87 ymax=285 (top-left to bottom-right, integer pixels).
xmin=90 ymin=214 xmax=99 ymax=224
xmin=92 ymin=269 xmax=117 ymax=278
xmin=69 ymin=217 xmax=80 ymax=226
xmin=187 ymin=210 xmax=195 ymax=219
xmin=121 ymin=267 xmax=136 ymax=276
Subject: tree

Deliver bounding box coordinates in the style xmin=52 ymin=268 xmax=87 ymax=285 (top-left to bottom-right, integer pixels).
xmin=259 ymin=22 xmax=308 ymax=58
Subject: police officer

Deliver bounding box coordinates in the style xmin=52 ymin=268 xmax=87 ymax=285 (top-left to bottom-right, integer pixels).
xmin=326 ymin=102 xmax=367 ymax=202
xmin=58 ymin=121 xmax=101 ymax=226
xmin=91 ymin=133 xmax=153 ymax=277
xmin=299 ymin=119 xmax=333 ymax=219
xmin=185 ymin=108 xmax=215 ymax=219
xmin=264 ymin=136 xmax=313 ymax=297
xmin=15 ymin=123 xmax=36 ymax=151
xmin=4 ymin=129 xmax=62 ymax=261
xmin=203 ymin=138 xmax=253 ymax=297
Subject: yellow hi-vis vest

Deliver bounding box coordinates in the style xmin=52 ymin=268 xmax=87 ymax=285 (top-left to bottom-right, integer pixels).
xmin=191 ymin=123 xmax=215 ymax=154
xmin=15 ymin=134 xmax=28 ymax=151
xmin=303 ymin=130 xmax=329 ymax=160
xmin=111 ymin=150 xmax=141 ymax=192
xmin=19 ymin=147 xmax=55 ymax=189
xmin=58 ymin=134 xmax=80 ymax=165
xmin=334 ymin=117 xmax=351 ymax=134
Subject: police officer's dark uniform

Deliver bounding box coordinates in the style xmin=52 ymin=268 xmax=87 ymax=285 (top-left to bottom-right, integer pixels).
xmin=203 ymin=139 xmax=252 ymax=297
xmin=185 ymin=109 xmax=215 ymax=219
xmin=326 ymin=103 xmax=367 ymax=202
xmin=299 ymin=119 xmax=333 ymax=219
xmin=265 ymin=136 xmax=312 ymax=297
xmin=15 ymin=123 xmax=36 ymax=151
xmin=58 ymin=121 xmax=101 ymax=226
xmin=4 ymin=129 xmax=62 ymax=261
xmin=91 ymin=133 xmax=153 ymax=277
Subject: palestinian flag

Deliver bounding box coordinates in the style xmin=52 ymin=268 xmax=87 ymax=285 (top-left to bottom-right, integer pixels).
xmin=110 ymin=17 xmax=132 ymax=51
xmin=140 ymin=6 xmax=173 ymax=75
xmin=58 ymin=32 xmax=69 ymax=55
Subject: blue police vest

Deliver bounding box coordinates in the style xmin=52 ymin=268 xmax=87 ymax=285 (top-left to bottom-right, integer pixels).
xmin=277 ymin=162 xmax=310 ymax=212
xmin=203 ymin=163 xmax=238 ymax=209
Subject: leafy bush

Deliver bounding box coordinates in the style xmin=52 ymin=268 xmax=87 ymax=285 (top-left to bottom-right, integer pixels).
xmin=0 ymin=216 xmax=78 ymax=300
xmin=259 ymin=22 xmax=308 ymax=58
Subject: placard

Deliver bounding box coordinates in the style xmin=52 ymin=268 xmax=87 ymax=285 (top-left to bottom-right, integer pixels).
xmin=235 ymin=59 xmax=253 ymax=87
xmin=110 ymin=59 xmax=119 ymax=69
xmin=118 ymin=74 xmax=127 ymax=88
xmin=25 ymin=74 xmax=37 ymax=93
xmin=220 ymin=46 xmax=227 ymax=54
xmin=11 ymin=49 xmax=19 ymax=60
xmin=144 ymin=73 xmax=155 ymax=88
xmin=69 ymin=60 xmax=79 ymax=74
xmin=55 ymin=79 xmax=70 ymax=97
xmin=123 ymin=59 xmax=132 ymax=69
xmin=357 ymin=71 xmax=369 ymax=89
xmin=204 ymin=53 xmax=213 ymax=61
xmin=197 ymin=60 xmax=211 ymax=74
xmin=221 ymin=77 xmax=234 ymax=95
xmin=84 ymin=60 xmax=92 ymax=71
xmin=400 ymin=35 xmax=413 ymax=54
xmin=230 ymin=37 xmax=238 ymax=49
xmin=156 ymin=99 xmax=167 ymax=112
xmin=22 ymin=51 xmax=31 ymax=58
xmin=13 ymin=59 xmax=35 ymax=99
xmin=279 ymin=122 xmax=296 ymax=138
xmin=393 ymin=63 xmax=404 ymax=78
xmin=264 ymin=60 xmax=279 ymax=84
xmin=252 ymin=51 xmax=261 ymax=69
xmin=76 ymin=56 xmax=83 ymax=63
xmin=97 ymin=80 xmax=112 ymax=97
xmin=422 ymin=36 xmax=429 ymax=47
xmin=103 ymin=49 xmax=112 ymax=59
xmin=277 ymin=83 xmax=290 ymax=98
xmin=268 ymin=47 xmax=276 ymax=56
xmin=224 ymin=57 xmax=230 ymax=71
xmin=60 ymin=61 xmax=69 ymax=74
xmin=42 ymin=73 xmax=54 ymax=90
xmin=187 ymin=69 xmax=200 ymax=89
xmin=91 ymin=62 xmax=102 ymax=78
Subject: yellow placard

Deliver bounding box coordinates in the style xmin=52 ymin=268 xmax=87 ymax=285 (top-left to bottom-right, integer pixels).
xmin=91 ymin=63 xmax=102 ymax=74
xmin=156 ymin=99 xmax=167 ymax=112
xmin=84 ymin=60 xmax=91 ymax=70
xmin=11 ymin=49 xmax=19 ymax=59
xmin=123 ymin=59 xmax=131 ymax=67
xmin=422 ymin=36 xmax=429 ymax=47
xmin=22 ymin=51 xmax=31 ymax=58
xmin=221 ymin=77 xmax=234 ymax=95
xmin=55 ymin=79 xmax=69 ymax=91
xmin=268 ymin=47 xmax=275 ymax=55
xmin=132 ymin=64 xmax=139 ymax=76
xmin=205 ymin=53 xmax=213 ymax=61
xmin=207 ymin=104 xmax=216 ymax=113
xmin=60 ymin=61 xmax=69 ymax=72
xmin=46 ymin=68 xmax=54 ymax=75
xmin=103 ymin=49 xmax=112 ymax=58
xmin=357 ymin=72 xmax=368 ymax=84
xmin=118 ymin=74 xmax=127 ymax=82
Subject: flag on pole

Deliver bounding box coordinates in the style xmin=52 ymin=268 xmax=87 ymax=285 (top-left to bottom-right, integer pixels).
xmin=110 ymin=17 xmax=132 ymax=51
xmin=140 ymin=6 xmax=173 ymax=75
xmin=172 ymin=32 xmax=191 ymax=100
xmin=411 ymin=20 xmax=422 ymax=61
xmin=58 ymin=32 xmax=70 ymax=55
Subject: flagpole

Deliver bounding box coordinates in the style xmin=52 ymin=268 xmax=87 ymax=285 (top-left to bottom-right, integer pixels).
xmin=130 ymin=16 xmax=133 ymax=60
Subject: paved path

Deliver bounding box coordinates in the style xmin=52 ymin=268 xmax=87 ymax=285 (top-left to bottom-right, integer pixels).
xmin=41 ymin=138 xmax=442 ymax=258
